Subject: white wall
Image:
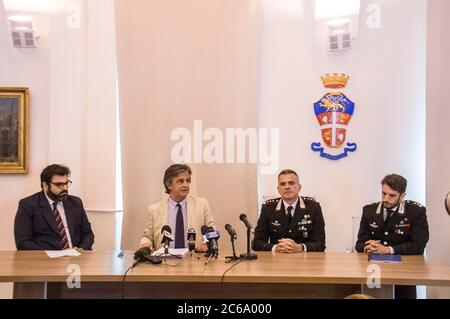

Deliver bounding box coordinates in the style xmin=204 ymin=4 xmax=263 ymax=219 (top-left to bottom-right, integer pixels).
xmin=426 ymin=0 xmax=450 ymax=299
xmin=258 ymin=0 xmax=427 ymax=252
xmin=0 ymin=2 xmax=51 ymax=299
xmin=116 ymin=0 xmax=260 ymax=252
xmin=0 ymin=0 xmax=118 ymax=298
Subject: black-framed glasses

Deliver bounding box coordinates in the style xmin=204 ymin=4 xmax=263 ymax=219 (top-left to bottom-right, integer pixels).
xmin=49 ymin=180 xmax=72 ymax=188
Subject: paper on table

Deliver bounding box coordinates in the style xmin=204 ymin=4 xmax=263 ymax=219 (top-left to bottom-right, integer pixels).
xmin=45 ymin=249 xmax=81 ymax=258
xmin=151 ymin=248 xmax=188 ymax=258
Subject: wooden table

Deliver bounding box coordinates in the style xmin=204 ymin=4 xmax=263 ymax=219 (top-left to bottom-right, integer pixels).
xmin=1 ymin=251 xmax=450 ymax=299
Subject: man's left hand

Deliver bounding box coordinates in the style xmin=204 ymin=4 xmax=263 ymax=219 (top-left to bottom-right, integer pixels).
xmin=276 ymin=239 xmax=303 ymax=253
xmin=195 ymin=243 xmax=208 ymax=253
xmin=364 ymin=241 xmax=391 ymax=255
xmin=373 ymin=244 xmax=391 ymax=255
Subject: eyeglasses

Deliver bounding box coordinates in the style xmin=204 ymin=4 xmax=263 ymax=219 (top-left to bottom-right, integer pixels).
xmin=49 ymin=180 xmax=72 ymax=188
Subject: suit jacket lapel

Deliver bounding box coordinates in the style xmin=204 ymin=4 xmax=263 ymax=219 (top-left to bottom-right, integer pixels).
xmin=154 ymin=199 xmax=169 ymax=250
xmin=39 ymin=191 xmax=60 ymax=235
xmin=187 ymin=195 xmax=193 ymax=229
xmin=161 ymin=198 xmax=168 ymax=228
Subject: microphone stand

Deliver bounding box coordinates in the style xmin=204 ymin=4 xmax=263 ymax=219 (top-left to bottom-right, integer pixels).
xmin=154 ymin=243 xmax=182 ymax=261
xmin=155 ymin=251 xmax=183 ymax=262
xmin=204 ymin=254 xmax=214 ymax=266
xmin=188 ymin=250 xmax=200 ymax=259
xmin=204 ymin=244 xmax=219 ymax=265
xmin=239 ymin=227 xmax=258 ymax=260
xmin=225 ymin=235 xmax=239 ymax=263
xmin=188 ymin=244 xmax=200 ymax=259
xmin=164 ymin=243 xmax=169 ymax=256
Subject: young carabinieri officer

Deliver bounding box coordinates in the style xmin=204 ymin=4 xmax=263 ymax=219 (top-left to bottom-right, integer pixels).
xmin=355 ymin=173 xmax=429 ymax=298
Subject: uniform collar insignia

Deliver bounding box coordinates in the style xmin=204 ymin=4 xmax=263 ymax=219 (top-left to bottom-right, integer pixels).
xmin=375 ymin=202 xmax=382 ymax=215
xmin=276 ymin=196 xmax=306 ymax=212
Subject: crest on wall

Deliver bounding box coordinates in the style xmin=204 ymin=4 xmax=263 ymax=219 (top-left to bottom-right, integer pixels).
xmin=311 ymin=74 xmax=357 ymax=160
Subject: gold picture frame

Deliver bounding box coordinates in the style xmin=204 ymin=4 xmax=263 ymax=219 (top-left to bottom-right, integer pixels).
xmin=0 ymin=87 xmax=29 ymax=174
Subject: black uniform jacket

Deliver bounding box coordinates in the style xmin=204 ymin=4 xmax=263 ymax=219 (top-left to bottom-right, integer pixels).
xmin=253 ymin=196 xmax=326 ymax=252
xmin=355 ymin=200 xmax=429 ymax=255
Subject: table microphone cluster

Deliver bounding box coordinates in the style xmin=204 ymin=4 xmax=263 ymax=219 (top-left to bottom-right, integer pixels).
xmin=133 ymin=246 xmax=162 ymax=266
xmin=133 ymin=213 xmax=259 ymax=267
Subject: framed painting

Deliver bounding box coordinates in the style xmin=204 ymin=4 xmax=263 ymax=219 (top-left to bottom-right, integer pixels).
xmin=0 ymin=87 xmax=29 ymax=173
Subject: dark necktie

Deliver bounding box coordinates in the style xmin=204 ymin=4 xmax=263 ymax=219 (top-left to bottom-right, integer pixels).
xmin=175 ymin=203 xmax=185 ymax=248
xmin=287 ymin=206 xmax=293 ymax=226
xmin=53 ymin=202 xmax=69 ymax=250
xmin=384 ymin=209 xmax=395 ymax=223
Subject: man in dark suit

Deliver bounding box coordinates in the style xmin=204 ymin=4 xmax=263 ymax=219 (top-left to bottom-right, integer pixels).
xmin=14 ymin=164 xmax=94 ymax=250
xmin=355 ymin=173 xmax=429 ymax=299
xmin=253 ymin=169 xmax=326 ymax=253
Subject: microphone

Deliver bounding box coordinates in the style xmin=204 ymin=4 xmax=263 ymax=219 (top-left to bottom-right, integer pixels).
xmin=161 ymin=225 xmax=174 ymax=255
xmin=133 ymin=247 xmax=162 ymax=266
xmin=224 ymin=224 xmax=239 ymax=262
xmin=239 ymin=213 xmax=254 ymax=234
xmin=206 ymin=227 xmax=220 ymax=257
xmin=201 ymin=225 xmax=211 ymax=258
xmin=201 ymin=225 xmax=209 ymax=244
xmin=225 ymin=224 xmax=237 ymax=240
xmin=239 ymin=213 xmax=258 ymax=260
xmin=134 ymin=246 xmax=151 ymax=258
xmin=187 ymin=228 xmax=196 ymax=252
xmin=201 ymin=225 xmax=219 ymax=257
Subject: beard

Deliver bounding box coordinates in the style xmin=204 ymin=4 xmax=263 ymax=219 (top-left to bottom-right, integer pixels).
xmin=383 ymin=200 xmax=399 ymax=209
xmin=47 ymin=188 xmax=68 ymax=202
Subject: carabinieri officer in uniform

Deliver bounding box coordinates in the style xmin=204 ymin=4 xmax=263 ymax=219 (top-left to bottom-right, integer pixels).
xmin=253 ymin=169 xmax=326 ymax=253
xmin=355 ymin=173 xmax=429 ymax=298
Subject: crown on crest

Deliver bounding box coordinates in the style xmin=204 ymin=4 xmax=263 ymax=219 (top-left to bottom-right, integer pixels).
xmin=321 ymin=73 xmax=350 ymax=89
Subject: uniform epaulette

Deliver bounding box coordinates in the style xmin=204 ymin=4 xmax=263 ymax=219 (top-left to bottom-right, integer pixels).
xmin=405 ymin=200 xmax=424 ymax=208
xmin=264 ymin=198 xmax=280 ymax=205
xmin=301 ymin=196 xmax=316 ymax=202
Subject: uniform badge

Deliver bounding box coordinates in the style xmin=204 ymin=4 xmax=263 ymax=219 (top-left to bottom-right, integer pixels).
xmin=271 ymin=221 xmax=281 ymax=227
xmin=299 ymin=219 xmax=312 ymax=226
xmin=311 ymin=73 xmax=357 ymax=160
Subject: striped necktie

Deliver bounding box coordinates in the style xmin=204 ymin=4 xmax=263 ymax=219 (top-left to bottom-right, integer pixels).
xmin=53 ymin=202 xmax=69 ymax=250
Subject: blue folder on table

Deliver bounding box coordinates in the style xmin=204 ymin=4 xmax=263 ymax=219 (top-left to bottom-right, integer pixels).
xmin=369 ymin=254 xmax=402 ymax=263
